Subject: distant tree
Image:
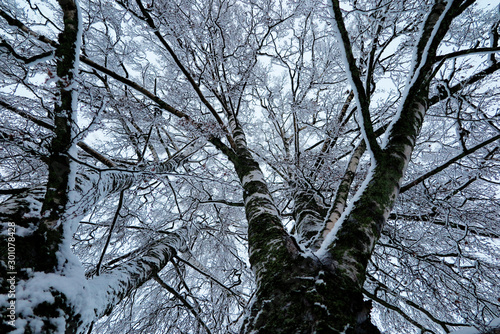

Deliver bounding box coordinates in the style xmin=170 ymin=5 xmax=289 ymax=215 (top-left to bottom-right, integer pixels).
xmin=1 ymin=0 xmax=499 ymax=333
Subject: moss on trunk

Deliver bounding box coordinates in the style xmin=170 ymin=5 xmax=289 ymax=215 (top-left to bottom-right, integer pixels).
xmin=241 ymin=253 xmax=380 ymax=334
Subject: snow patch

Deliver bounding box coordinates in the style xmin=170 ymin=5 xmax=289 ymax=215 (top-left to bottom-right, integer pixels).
xmin=9 ymin=269 xmax=97 ymax=333
xmin=244 ymin=192 xmax=272 ymax=205
xmin=314 ymin=302 xmax=330 ymax=315
xmin=340 ymin=323 xmax=350 ymax=334
xmin=241 ymin=170 xmax=266 ymax=185
xmin=449 ymin=328 xmax=479 ymax=334
xmin=248 ymin=206 xmax=280 ymax=219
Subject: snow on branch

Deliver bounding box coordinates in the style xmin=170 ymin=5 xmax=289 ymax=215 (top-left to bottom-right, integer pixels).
xmin=328 ymin=0 xmax=381 ymax=160
xmin=70 ymin=147 xmax=194 ymax=221
xmin=90 ymin=227 xmax=188 ymax=318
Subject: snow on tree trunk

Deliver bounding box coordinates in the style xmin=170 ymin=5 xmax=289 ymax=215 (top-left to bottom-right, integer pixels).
xmin=0 ymin=1 xmax=194 ymax=330
xmin=89 ymin=228 xmax=188 ymax=319
xmin=240 ymin=2 xmax=472 ymax=333
xmin=0 ymin=0 xmax=84 ymax=331
xmin=293 ymin=187 xmax=328 ymax=248
xmin=228 ymin=119 xmax=379 ymax=333
xmin=0 ymin=185 xmax=188 ymax=333
xmin=239 ymin=249 xmax=381 ymax=334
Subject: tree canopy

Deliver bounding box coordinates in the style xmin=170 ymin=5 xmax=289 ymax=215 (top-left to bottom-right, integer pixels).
xmin=1 ymin=0 xmax=499 ymax=333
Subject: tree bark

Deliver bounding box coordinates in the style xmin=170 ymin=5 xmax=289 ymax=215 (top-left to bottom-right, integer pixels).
xmin=240 ymin=252 xmax=381 ymax=334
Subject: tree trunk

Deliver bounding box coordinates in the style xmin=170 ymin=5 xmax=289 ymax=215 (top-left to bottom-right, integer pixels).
xmin=228 ymin=119 xmax=380 ymax=333
xmin=240 ymin=252 xmax=380 ymax=334
xmin=0 ymin=185 xmax=187 ymax=333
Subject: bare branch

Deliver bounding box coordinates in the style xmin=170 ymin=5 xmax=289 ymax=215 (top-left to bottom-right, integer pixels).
xmin=329 ymin=0 xmax=381 ymax=158
xmin=401 ymin=134 xmax=500 ymax=193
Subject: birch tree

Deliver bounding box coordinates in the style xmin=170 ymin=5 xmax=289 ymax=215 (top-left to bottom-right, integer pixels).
xmin=1 ymin=0 xmax=500 ymax=333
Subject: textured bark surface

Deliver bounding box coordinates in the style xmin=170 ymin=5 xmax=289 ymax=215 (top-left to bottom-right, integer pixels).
xmin=229 ymin=116 xmax=382 ymax=333
xmin=293 ymin=187 xmax=328 ymax=247
xmin=91 ymin=229 xmax=188 ymax=318
xmin=42 ymin=0 xmax=80 ymax=229
xmin=319 ymin=140 xmax=366 ymax=244
xmin=240 ymin=253 xmax=380 ymax=334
